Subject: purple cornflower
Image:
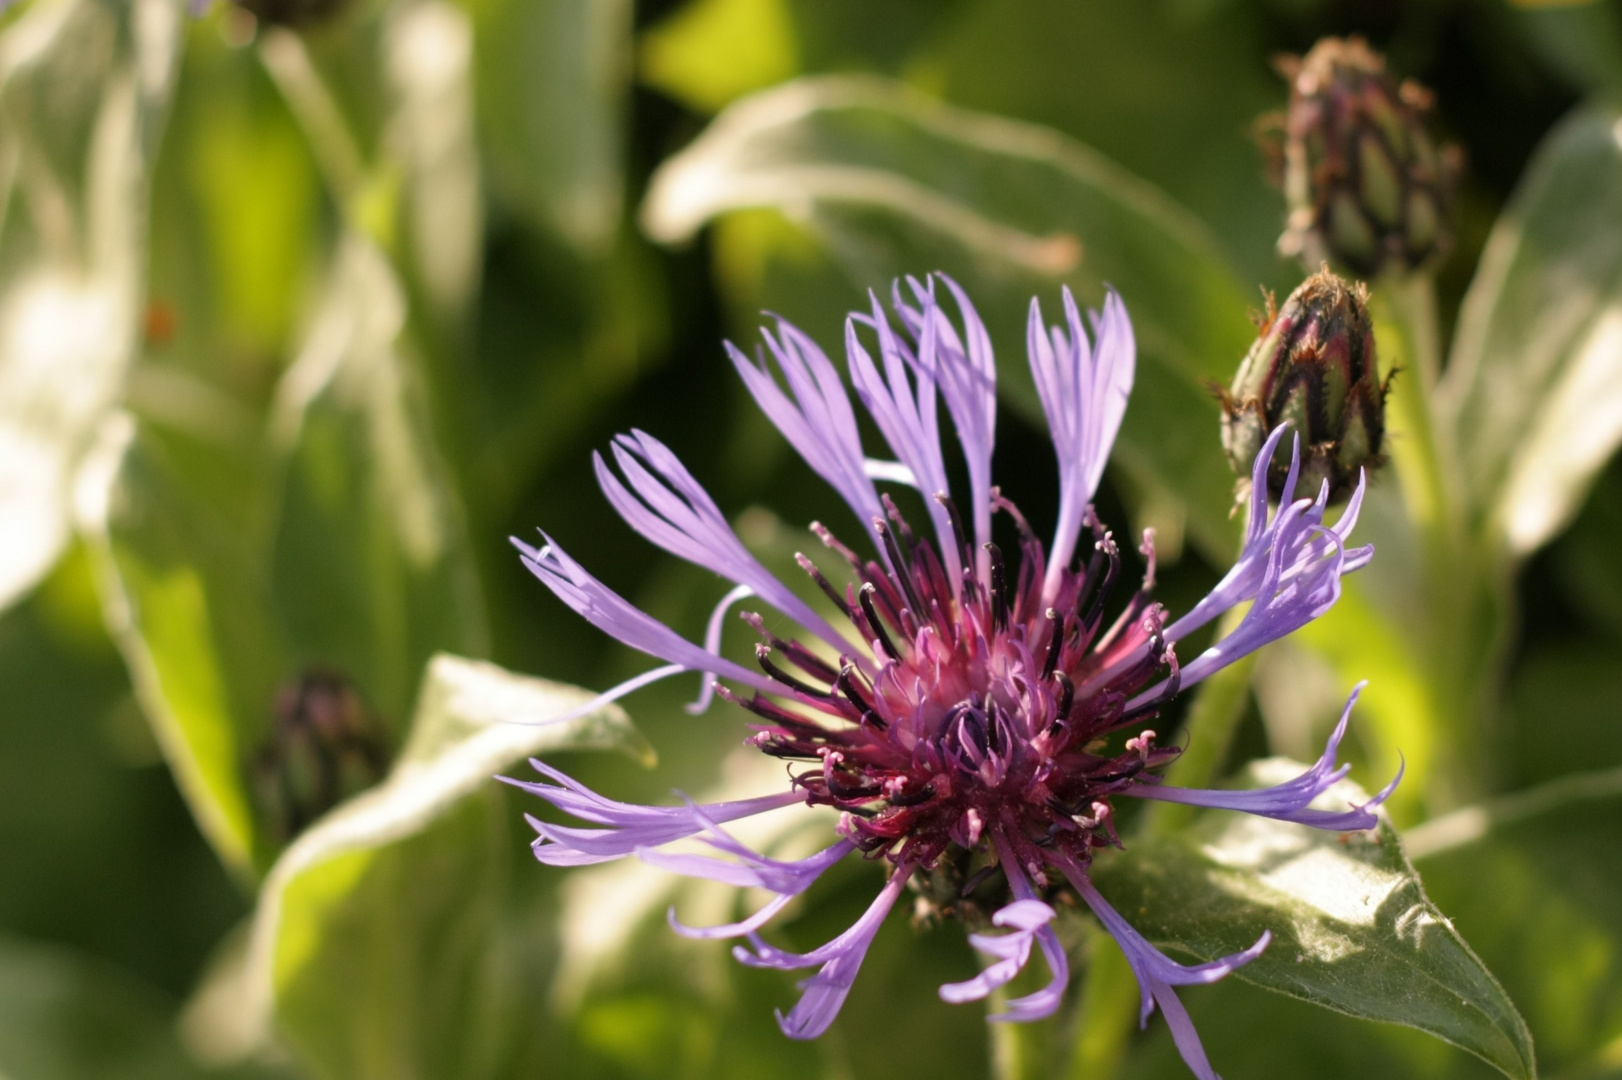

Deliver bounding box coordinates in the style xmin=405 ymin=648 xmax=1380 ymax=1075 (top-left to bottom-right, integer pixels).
xmin=505 ymin=276 xmax=1395 ymax=1079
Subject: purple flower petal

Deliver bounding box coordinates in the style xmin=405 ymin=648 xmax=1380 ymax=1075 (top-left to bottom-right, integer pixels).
xmin=595 ymin=431 xmax=851 ymax=653
xmin=734 ymin=865 xmax=914 ymax=1039
xmin=1067 ymin=866 xmax=1268 ymax=1080
xmin=1165 ymin=425 xmax=1373 ymax=644
xmin=668 ymin=891 xmax=797 ymax=941
xmin=687 ymin=584 xmax=755 ymax=714
xmin=1125 ymin=682 xmax=1400 ymax=829
xmin=501 ymin=760 xmax=802 ymax=864
xmin=726 ymin=320 xmax=885 ymax=551
xmin=1138 ymin=502 xmax=1357 ymax=704
xmin=662 ymin=836 xmax=855 ymax=937
xmin=896 ymin=275 xmax=997 ymax=564
xmin=513 ymin=534 xmax=777 ymax=697
xmin=938 ymin=899 xmax=1055 ymax=1004
xmin=846 ymin=295 xmax=958 ymax=589
xmin=642 ymin=826 xmax=855 ymax=894
xmin=1028 ymin=289 xmax=1135 ymax=603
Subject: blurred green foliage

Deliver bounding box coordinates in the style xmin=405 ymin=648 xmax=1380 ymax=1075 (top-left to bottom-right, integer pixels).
xmin=3 ymin=0 xmax=1622 ymax=1077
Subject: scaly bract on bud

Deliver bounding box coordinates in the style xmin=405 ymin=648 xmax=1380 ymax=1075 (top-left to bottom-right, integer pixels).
xmin=1268 ymin=36 xmax=1458 ymax=277
xmin=1222 ymin=268 xmax=1388 ymax=504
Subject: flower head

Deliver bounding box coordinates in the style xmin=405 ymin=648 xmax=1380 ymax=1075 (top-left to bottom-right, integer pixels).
xmin=507 ymin=275 xmax=1392 ymax=1079
xmin=1265 ymin=36 xmax=1459 ymax=278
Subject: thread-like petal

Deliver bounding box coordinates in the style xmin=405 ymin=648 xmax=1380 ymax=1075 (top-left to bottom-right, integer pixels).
xmin=1029 ymin=288 xmax=1135 ymax=603
xmin=1126 ymin=683 xmax=1400 ymax=829
xmin=1165 ymin=427 xmax=1372 ymax=644
xmin=726 ymin=321 xmax=884 ymax=551
xmin=514 ymin=534 xmax=776 ymax=696
xmin=734 ymin=866 xmax=914 ymax=1039
xmin=1068 ymin=866 xmax=1267 ymax=1080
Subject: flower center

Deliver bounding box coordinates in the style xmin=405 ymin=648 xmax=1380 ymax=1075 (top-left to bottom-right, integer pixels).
xmin=728 ymin=494 xmax=1181 ymax=880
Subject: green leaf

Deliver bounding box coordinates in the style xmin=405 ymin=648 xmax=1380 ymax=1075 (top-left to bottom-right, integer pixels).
xmin=382 ymin=0 xmax=482 ymax=321
xmin=640 ymin=0 xmax=799 ymax=113
xmin=1092 ymin=760 xmax=1537 ymax=1080
xmin=78 ymin=234 xmax=490 ymax=873
xmin=641 ymin=76 xmax=1256 ymax=559
xmin=0 ymin=936 xmax=216 ymax=1080
xmin=1437 ymin=104 xmax=1622 ymax=558
xmin=76 ymin=413 xmax=287 ymax=874
xmin=1515 ymin=2 xmax=1622 ymax=98
xmin=268 ymin=233 xmax=487 ymax=734
xmin=470 ymin=0 xmax=630 ymax=254
xmin=1406 ymin=767 xmax=1622 ymax=1076
xmin=0 ymin=0 xmax=181 ymax=613
xmin=230 ymin=654 xmax=648 ymax=1080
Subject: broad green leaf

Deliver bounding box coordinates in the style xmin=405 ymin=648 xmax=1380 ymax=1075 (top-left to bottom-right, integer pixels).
xmin=642 ymin=76 xmax=1256 ymax=559
xmin=78 ymin=234 xmax=489 ymax=872
xmin=76 ymin=412 xmax=286 ymax=874
xmin=916 ymin=0 xmax=1288 ymax=291
xmin=382 ymin=0 xmax=482 ymax=321
xmin=0 ymin=936 xmax=217 ymax=1080
xmin=268 ymin=234 xmax=487 ymax=734
xmin=1515 ymin=3 xmax=1622 ymax=96
xmin=1092 ymin=760 xmax=1536 ymax=1080
xmin=1407 ymin=767 xmax=1622 ymax=1075
xmin=0 ymin=0 xmax=180 ymax=613
xmin=1437 ymin=104 xmax=1622 ymax=558
xmin=640 ymin=0 xmax=799 ymax=113
xmin=470 ymin=0 xmax=629 ymax=254
xmin=231 ymin=654 xmax=648 ymax=1080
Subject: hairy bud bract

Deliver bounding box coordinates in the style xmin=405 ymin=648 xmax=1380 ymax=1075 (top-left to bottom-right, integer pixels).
xmin=1268 ymin=36 xmax=1458 ymax=277
xmin=1222 ymin=268 xmax=1389 ymax=504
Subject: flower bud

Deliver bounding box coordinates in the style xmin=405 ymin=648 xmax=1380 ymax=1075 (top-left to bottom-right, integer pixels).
xmin=238 ymin=0 xmax=349 ymax=28
xmin=253 ymin=668 xmax=391 ymax=843
xmin=1221 ymin=268 xmax=1388 ymax=504
xmin=1269 ymin=37 xmax=1458 ymax=278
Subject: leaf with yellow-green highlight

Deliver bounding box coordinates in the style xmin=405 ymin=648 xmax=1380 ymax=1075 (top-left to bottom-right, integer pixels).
xmin=76 ymin=413 xmax=286 ymax=875
xmin=230 ymin=654 xmax=650 ymax=1080
xmin=0 ymin=0 xmax=181 ymax=615
xmin=1438 ymin=104 xmax=1622 ymax=559
xmin=1093 ymin=761 xmax=1536 ymax=1080
xmin=642 ymin=75 xmax=1256 ymax=561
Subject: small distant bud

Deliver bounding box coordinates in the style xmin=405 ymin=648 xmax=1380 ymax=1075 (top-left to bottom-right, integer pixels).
xmin=254 ymin=668 xmax=391 ymax=843
xmin=237 ymin=0 xmax=349 ymax=28
xmin=1221 ymin=268 xmax=1389 ymax=503
xmin=1270 ymin=37 xmax=1459 ymax=277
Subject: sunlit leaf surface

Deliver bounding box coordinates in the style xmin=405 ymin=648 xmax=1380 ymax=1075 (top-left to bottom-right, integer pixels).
xmin=76 ymin=413 xmax=285 ymax=873
xmin=472 ymin=0 xmax=629 ymax=254
xmin=1093 ymin=761 xmax=1536 ymax=1080
xmin=643 ymin=76 xmax=1255 ymax=558
xmin=0 ymin=0 xmax=179 ymax=613
xmin=243 ymin=654 xmax=648 ymax=1080
xmin=1438 ymin=104 xmax=1622 ymax=558
xmin=268 ymin=234 xmax=487 ymax=733
xmin=1408 ymin=767 xmax=1622 ymax=1076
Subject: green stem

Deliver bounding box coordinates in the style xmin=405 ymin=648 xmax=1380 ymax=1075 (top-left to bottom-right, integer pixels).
xmin=1058 ymin=602 xmax=1255 ymax=1075
xmin=1064 ymin=923 xmax=1139 ymax=1080
xmin=1146 ymin=608 xmax=1255 ymax=837
xmin=257 ymin=28 xmax=367 ymax=215
xmin=1374 ymin=272 xmax=1499 ymax=805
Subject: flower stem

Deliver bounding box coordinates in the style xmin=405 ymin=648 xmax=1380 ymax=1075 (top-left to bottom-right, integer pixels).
xmin=1063 ymin=920 xmax=1140 ymax=1080
xmin=257 ymin=29 xmax=364 ymax=202
xmin=1144 ymin=607 xmax=1255 ymax=837
xmin=1374 ymin=272 xmax=1503 ymax=805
